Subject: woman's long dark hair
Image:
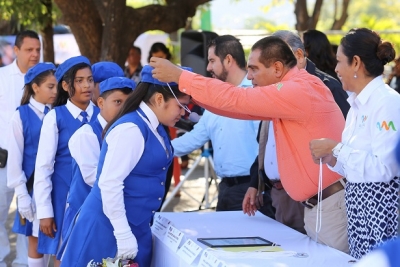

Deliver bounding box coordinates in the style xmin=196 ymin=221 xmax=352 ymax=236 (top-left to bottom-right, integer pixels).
xmin=20 ymin=70 xmax=55 ymax=105
xmin=103 ymin=82 xmax=186 ymax=136
xmin=53 ymin=63 xmax=91 ymax=107
xmin=303 ymin=29 xmax=338 ymax=79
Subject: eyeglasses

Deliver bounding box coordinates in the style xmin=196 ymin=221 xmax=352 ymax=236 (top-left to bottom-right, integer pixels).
xmin=165 ymin=83 xmax=191 ymax=114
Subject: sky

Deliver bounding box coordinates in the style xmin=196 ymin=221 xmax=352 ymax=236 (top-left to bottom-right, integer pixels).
xmin=210 ymin=0 xmax=296 ymax=30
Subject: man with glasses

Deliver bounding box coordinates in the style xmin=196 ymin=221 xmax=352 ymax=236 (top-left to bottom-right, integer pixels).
xmin=171 ymin=35 xmax=274 ymax=217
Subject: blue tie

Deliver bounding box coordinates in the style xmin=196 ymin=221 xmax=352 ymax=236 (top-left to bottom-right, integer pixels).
xmin=80 ymin=111 xmax=88 ymax=123
xmin=44 ymin=106 xmax=50 ymax=115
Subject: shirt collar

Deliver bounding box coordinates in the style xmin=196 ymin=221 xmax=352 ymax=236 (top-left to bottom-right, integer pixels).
xmin=29 ymin=96 xmax=51 ymax=114
xmin=139 ymin=101 xmax=160 ymax=130
xmin=281 ymin=67 xmax=300 ymax=82
xmin=10 ymin=59 xmax=25 ymax=76
xmin=66 ymin=99 xmax=94 ymax=119
xmin=239 ymin=75 xmax=252 ymax=87
xmin=97 ymin=114 xmax=107 ymax=129
xmin=349 ymin=76 xmax=384 ymax=107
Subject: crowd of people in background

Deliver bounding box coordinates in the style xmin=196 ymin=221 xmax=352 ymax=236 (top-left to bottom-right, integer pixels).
xmin=0 ymin=27 xmax=399 ymax=267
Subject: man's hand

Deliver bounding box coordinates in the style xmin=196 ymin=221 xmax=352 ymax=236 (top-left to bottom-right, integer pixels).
xmin=242 ymin=187 xmax=258 ymax=216
xmin=309 ymin=138 xmax=338 ymax=165
xmin=40 ymin=218 xmax=57 ymax=238
xmin=149 ymin=57 xmax=183 ymax=84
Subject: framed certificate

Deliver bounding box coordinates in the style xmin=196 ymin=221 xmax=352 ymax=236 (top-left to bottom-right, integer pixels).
xmin=197 ymin=237 xmax=274 ymax=248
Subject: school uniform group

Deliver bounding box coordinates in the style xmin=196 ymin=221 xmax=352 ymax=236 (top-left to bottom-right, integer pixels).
xmin=0 ymin=30 xmax=194 ymax=266
xmin=2 ymin=27 xmax=400 ymax=267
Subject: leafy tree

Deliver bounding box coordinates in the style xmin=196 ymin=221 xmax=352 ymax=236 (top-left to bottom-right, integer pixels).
xmin=262 ymin=0 xmax=351 ymax=31
xmin=0 ymin=0 xmax=57 ymax=61
xmin=53 ymin=0 xmax=211 ymax=65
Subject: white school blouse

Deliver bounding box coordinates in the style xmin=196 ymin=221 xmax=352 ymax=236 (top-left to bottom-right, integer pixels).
xmin=329 ymin=76 xmax=400 ymax=183
xmin=68 ymin=114 xmax=107 ymax=187
xmin=99 ymin=101 xmax=166 ymax=233
xmin=34 ymin=100 xmax=96 ymax=219
xmin=7 ymin=97 xmax=51 ymax=196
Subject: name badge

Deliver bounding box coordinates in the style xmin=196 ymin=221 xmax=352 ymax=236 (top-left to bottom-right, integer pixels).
xmin=176 ymin=239 xmax=203 ymax=264
xmin=198 ymin=250 xmax=220 ymax=267
xmin=164 ymin=225 xmax=184 ymax=252
xmin=151 ymin=214 xmax=171 ymax=239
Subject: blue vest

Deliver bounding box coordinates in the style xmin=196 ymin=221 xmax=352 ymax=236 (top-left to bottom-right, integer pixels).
xmin=12 ymin=104 xmax=42 ymax=236
xmin=67 ymin=117 xmax=103 ymax=213
xmin=91 ymin=109 xmax=173 ymax=226
xmin=38 ymin=105 xmax=99 ymax=255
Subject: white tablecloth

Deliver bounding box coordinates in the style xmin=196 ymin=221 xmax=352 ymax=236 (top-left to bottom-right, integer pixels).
xmin=151 ymin=211 xmax=356 ymax=267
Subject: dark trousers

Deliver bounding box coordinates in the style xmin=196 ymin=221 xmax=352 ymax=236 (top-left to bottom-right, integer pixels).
xmin=271 ymin=187 xmax=305 ymax=234
xmin=217 ymin=179 xmax=275 ymax=220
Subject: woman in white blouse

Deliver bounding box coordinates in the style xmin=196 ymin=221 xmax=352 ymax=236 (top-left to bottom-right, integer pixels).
xmin=309 ymin=28 xmax=400 ymax=259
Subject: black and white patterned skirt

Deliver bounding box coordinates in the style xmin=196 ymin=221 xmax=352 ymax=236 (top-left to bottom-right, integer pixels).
xmin=345 ymin=177 xmax=399 ymax=259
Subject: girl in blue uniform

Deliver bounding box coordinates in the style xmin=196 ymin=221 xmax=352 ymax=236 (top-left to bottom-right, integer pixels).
xmin=33 ymin=56 xmax=99 ymax=266
xmin=7 ymin=63 xmax=57 ymax=267
xmin=60 ymin=65 xmax=190 ymax=267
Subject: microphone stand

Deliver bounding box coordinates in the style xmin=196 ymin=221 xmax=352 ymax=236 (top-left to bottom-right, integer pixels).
xmin=160 ymin=141 xmax=219 ymax=211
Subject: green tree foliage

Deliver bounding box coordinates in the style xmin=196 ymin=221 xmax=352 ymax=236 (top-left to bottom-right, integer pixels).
xmin=0 ymin=0 xmax=58 ymax=30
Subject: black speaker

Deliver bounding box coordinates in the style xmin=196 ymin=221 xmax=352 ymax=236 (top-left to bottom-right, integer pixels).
xmin=180 ymin=30 xmax=219 ymax=77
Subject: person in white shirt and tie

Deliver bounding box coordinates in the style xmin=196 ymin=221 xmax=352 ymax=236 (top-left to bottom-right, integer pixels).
xmin=0 ymin=30 xmax=41 ymax=267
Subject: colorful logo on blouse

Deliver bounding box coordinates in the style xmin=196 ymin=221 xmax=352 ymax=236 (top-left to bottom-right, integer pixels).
xmin=377 ymin=121 xmax=397 ymax=131
xmin=358 ymin=115 xmax=368 ymax=128
xmin=361 ymin=115 xmax=368 ymax=123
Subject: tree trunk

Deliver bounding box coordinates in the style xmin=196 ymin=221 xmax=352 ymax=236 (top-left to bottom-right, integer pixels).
xmin=98 ymin=0 xmax=133 ymax=66
xmin=41 ymin=0 xmax=54 ymax=63
xmin=53 ymin=0 xmax=210 ymax=64
xmin=308 ymin=0 xmax=324 ymax=29
xmin=53 ymin=0 xmax=103 ymax=63
xmin=331 ymin=0 xmax=351 ymax=30
xmin=294 ymin=0 xmax=309 ymax=31
xmin=41 ymin=23 xmax=54 ymax=63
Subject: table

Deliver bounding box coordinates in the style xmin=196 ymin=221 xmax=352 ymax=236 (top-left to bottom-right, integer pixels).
xmin=151 ymin=211 xmax=356 ymax=267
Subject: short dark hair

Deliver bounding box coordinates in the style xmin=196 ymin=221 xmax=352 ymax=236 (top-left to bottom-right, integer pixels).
xmin=207 ymin=35 xmax=247 ymax=70
xmin=130 ymin=46 xmax=141 ymax=55
xmin=251 ymin=36 xmax=297 ymax=69
xmin=99 ymin=87 xmax=133 ymax=99
xmin=340 ymin=28 xmax=396 ymax=77
xmin=14 ymin=30 xmax=40 ymax=49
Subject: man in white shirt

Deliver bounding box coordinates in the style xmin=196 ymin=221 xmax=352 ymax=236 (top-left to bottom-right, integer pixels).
xmin=0 ymin=30 xmax=40 ymax=267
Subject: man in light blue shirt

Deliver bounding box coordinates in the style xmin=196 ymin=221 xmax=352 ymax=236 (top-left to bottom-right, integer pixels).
xmin=172 ymin=35 xmax=274 ymax=217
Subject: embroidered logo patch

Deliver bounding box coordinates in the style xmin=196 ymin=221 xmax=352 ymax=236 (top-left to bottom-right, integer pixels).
xmin=377 ymin=121 xmax=397 ymax=131
xmin=275 ymin=83 xmax=283 ymax=91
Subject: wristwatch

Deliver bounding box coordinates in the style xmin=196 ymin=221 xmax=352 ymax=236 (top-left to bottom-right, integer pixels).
xmin=332 ymin=143 xmax=343 ymax=158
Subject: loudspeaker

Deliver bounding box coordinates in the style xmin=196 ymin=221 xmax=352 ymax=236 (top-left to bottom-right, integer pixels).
xmin=181 ymin=30 xmax=218 ymax=77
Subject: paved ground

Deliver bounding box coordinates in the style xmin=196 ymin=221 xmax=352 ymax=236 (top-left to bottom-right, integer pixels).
xmin=5 ymin=154 xmax=218 ymax=265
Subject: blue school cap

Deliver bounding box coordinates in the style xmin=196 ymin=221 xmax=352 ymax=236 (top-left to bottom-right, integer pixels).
xmin=99 ymin=77 xmax=136 ymax=95
xmin=24 ymin=63 xmax=56 ymax=85
xmin=140 ymin=65 xmax=192 ymax=86
xmin=92 ymin=62 xmax=124 ymax=83
xmin=55 ymin=56 xmax=91 ymax=82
